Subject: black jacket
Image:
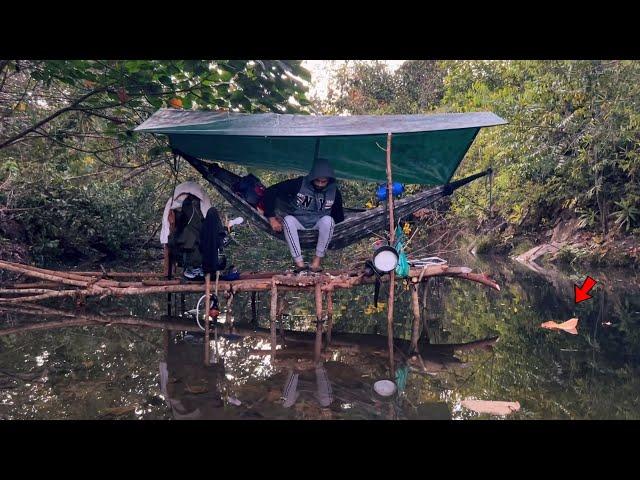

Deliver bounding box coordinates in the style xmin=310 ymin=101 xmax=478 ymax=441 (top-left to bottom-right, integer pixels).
xmin=199 ymin=206 xmax=227 ymax=274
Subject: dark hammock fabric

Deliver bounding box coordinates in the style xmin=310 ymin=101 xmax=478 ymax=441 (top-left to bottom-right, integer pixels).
xmin=178 ymin=151 xmax=491 ymax=250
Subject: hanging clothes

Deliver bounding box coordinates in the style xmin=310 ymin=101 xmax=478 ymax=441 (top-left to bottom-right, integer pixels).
xmin=200 ymin=206 xmax=228 ymax=275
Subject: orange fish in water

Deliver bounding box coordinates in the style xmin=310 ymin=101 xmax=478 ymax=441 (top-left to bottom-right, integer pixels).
xmin=541 ymin=317 xmax=579 ymax=335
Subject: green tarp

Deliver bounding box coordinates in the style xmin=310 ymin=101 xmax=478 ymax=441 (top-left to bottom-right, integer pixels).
xmin=135 ymin=109 xmax=507 ymax=185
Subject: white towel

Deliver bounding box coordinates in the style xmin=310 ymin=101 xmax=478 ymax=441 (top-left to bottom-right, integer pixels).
xmin=159 ymin=181 xmax=213 ymax=244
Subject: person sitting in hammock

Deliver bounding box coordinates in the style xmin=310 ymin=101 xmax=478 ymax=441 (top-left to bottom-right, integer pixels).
xmin=263 ymin=158 xmax=344 ymax=273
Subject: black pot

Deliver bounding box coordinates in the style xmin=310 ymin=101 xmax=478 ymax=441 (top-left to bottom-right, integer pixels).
xmin=372 ymin=246 xmax=399 ymax=273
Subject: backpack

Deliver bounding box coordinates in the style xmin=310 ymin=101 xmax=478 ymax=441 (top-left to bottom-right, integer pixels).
xmin=233 ymin=174 xmax=265 ymax=210
xmin=168 ymin=194 xmax=204 ymax=267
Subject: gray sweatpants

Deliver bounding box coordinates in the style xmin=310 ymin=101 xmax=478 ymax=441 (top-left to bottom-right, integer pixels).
xmin=282 ymin=215 xmax=335 ymax=263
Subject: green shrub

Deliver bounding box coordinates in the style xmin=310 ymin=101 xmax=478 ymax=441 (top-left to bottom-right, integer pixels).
xmin=15 ymin=180 xmax=159 ymax=260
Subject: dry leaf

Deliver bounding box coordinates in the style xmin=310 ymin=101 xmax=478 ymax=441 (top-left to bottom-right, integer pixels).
xmin=461 ymin=399 xmax=521 ymax=416
xmin=185 ymin=384 xmax=208 ymax=394
xmin=541 ymin=317 xmax=579 ymax=335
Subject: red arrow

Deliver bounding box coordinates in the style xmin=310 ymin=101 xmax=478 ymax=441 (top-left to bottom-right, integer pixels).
xmin=574 ymin=276 xmax=597 ymax=303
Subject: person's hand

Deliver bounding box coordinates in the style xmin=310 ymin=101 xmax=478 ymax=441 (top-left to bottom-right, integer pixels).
xmin=269 ymin=217 xmax=283 ymax=232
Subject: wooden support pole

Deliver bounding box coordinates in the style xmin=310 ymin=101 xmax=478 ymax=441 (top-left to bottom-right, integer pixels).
xmin=277 ymin=294 xmax=286 ymax=342
xmin=421 ymin=279 xmax=431 ymax=343
xmin=163 ymin=329 xmax=172 ymax=365
xmin=172 ymin=289 xmax=178 ymax=317
xmin=163 ymin=245 xmax=171 ymax=277
xmin=386 ymin=132 xmax=396 ymax=244
xmin=226 ymin=291 xmax=234 ymax=331
xmin=270 ymin=279 xmax=278 ymax=357
xmin=410 ymin=284 xmax=421 ymax=353
xmin=166 ymin=256 xmax=173 ymax=318
xmin=326 ymin=291 xmax=334 ymax=346
xmin=204 ymin=273 xmax=211 ymax=366
xmin=251 ymin=291 xmax=257 ymax=324
xmin=385 ymin=132 xmax=395 ymax=377
xmin=314 ymin=280 xmax=323 ymax=364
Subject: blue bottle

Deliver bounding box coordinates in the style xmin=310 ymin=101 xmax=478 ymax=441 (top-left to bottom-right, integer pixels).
xmin=376 ymin=182 xmax=404 ymax=201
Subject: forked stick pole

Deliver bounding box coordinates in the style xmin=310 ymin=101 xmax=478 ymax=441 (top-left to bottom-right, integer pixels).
xmin=314 ymin=281 xmax=323 ymax=364
xmin=204 ymin=273 xmax=211 ymax=366
xmin=385 ymin=132 xmax=395 ymax=377
xmin=270 ymin=279 xmax=278 ymax=357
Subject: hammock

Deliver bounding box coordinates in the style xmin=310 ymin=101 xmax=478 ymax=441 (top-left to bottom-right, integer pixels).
xmin=135 ymin=109 xmax=506 ymax=249
xmin=174 ymin=150 xmax=491 ymax=250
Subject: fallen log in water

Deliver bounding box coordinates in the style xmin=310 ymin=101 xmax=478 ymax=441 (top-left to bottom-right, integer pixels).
xmin=73 ymin=271 xmax=162 ymax=278
xmin=0 ymin=259 xmax=500 ymax=304
xmin=9 ymin=282 xmax=66 ymax=289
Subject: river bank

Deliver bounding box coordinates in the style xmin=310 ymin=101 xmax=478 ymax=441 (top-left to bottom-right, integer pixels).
xmin=467 ymin=216 xmax=640 ymax=270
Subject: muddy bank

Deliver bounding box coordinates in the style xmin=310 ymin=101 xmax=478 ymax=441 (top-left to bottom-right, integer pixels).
xmin=469 ymin=216 xmax=639 ymax=270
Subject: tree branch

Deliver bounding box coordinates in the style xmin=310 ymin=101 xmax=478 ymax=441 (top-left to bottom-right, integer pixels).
xmin=73 ymin=108 xmax=129 ymax=125
xmin=0 ymin=85 xmax=112 ymax=150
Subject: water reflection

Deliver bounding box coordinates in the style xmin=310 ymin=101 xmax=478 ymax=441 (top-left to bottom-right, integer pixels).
xmin=151 ymin=320 xmax=498 ymax=420
xmin=1 ymin=257 xmax=639 ymax=419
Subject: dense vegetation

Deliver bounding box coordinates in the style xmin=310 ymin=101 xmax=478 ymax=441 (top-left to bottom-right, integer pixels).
xmin=325 ymin=60 xmax=640 ymax=265
xmin=0 ymin=60 xmax=310 ymax=262
xmin=1 ymin=59 xmax=638 ymax=267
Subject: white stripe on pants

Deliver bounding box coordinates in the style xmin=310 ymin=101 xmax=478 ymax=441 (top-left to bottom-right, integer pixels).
xmin=282 ymin=215 xmax=335 ymax=263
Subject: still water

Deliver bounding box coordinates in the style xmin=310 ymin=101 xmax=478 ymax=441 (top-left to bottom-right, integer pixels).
xmin=1 ymin=256 xmax=639 ymax=420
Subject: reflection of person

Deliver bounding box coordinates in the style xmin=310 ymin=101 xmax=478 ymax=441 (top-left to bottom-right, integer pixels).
xmin=159 ymin=331 xmax=225 ymax=420
xmin=263 ymin=158 xmax=344 ymax=273
xmin=282 ymin=365 xmax=333 ymax=408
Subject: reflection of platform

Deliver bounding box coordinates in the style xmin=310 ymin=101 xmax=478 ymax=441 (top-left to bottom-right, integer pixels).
xmin=157 ymin=327 xmax=494 ymax=420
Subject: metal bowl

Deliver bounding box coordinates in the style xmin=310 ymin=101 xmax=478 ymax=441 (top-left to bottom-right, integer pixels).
xmin=372 ymin=246 xmax=399 ymax=273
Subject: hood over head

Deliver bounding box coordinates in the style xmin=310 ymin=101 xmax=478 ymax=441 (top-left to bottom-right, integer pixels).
xmin=308 ymin=157 xmax=336 ymax=182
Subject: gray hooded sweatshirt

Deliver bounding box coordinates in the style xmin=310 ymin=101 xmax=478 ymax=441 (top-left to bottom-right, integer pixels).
xmin=263 ymin=158 xmax=344 ymax=228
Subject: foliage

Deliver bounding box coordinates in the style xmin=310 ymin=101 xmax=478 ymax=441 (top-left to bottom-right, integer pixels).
xmin=326 ymin=60 xmax=445 ymax=115
xmin=439 ymin=60 xmax=640 ymax=238
xmin=0 ymin=60 xmax=310 ymax=261
xmin=611 ymin=199 xmax=639 ymax=232
xmin=322 ymin=60 xmax=640 ymax=253
xmin=15 ymin=178 xmax=159 ymax=259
